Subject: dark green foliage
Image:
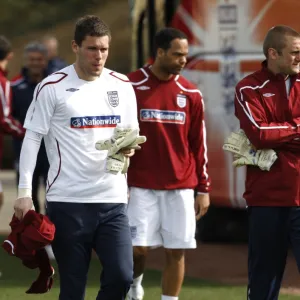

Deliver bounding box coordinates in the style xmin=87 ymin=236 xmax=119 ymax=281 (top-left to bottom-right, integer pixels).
xmin=0 ymin=0 xmax=104 ymax=37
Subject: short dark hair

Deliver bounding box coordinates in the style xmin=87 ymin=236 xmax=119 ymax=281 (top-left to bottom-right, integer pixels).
xmin=154 ymin=27 xmax=187 ymax=56
xmin=74 ymin=15 xmax=111 ymax=46
xmin=263 ymin=25 xmax=300 ymax=58
xmin=0 ymin=36 xmax=12 ymax=61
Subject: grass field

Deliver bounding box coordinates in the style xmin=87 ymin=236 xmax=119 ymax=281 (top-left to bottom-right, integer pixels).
xmin=0 ymin=240 xmax=298 ymax=300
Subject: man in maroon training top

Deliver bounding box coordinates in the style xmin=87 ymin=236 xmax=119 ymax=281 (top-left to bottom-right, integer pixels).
xmin=126 ymin=28 xmax=211 ymax=300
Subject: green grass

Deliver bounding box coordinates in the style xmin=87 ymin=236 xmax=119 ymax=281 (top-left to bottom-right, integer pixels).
xmin=0 ymin=243 xmax=298 ymax=300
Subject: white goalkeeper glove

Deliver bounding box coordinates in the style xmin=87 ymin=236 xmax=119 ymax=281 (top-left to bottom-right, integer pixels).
xmin=105 ymin=154 xmax=130 ymax=175
xmin=95 ymin=127 xmax=146 ymax=174
xmin=232 ymin=150 xmax=277 ymax=171
xmin=223 ymin=129 xmax=277 ymax=171
xmin=95 ymin=127 xmax=146 ymax=156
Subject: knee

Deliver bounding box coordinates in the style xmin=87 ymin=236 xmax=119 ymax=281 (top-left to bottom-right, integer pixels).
xmin=97 ymin=270 xmax=132 ymax=300
xmin=114 ymin=265 xmax=133 ymax=288
xmin=165 ymin=249 xmax=185 ymax=263
xmin=133 ymin=246 xmax=148 ymax=260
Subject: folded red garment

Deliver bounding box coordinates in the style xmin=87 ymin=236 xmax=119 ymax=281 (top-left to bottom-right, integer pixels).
xmin=2 ymin=210 xmax=56 ymax=293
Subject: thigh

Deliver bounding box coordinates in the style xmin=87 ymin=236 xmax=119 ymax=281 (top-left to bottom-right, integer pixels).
xmin=47 ymin=202 xmax=94 ymax=300
xmin=248 ymin=207 xmax=289 ymax=300
xmin=248 ymin=207 xmax=289 ymax=261
xmin=160 ymin=189 xmax=196 ymax=249
xmin=127 ymin=187 xmax=162 ymax=247
xmin=93 ymin=204 xmax=133 ymax=287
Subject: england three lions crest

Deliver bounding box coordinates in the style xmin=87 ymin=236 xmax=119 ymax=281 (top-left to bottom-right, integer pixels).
xmin=177 ymin=94 xmax=186 ymax=108
xmin=107 ymin=91 xmax=119 ymax=107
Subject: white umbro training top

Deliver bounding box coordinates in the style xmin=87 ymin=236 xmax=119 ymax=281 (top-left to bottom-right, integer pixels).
xmin=23 ymin=65 xmax=138 ymax=203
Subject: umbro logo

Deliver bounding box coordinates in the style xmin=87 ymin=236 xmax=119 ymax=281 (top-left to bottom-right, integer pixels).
xmin=137 ymin=85 xmax=150 ymax=90
xmin=263 ymin=93 xmax=275 ymax=97
xmin=66 ymin=88 xmax=79 ymax=92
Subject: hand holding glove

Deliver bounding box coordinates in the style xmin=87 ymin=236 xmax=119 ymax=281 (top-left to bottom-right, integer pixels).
xmin=95 ymin=127 xmax=146 ymax=174
xmin=95 ymin=128 xmax=146 ymax=155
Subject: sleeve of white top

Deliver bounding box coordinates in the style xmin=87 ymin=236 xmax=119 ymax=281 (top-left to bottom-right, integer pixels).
xmin=18 ymin=129 xmax=43 ymax=198
xmin=23 ymin=79 xmax=56 ymax=135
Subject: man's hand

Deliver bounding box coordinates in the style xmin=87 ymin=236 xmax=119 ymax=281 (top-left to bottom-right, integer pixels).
xmin=95 ymin=127 xmax=144 ymax=175
xmin=194 ymin=193 xmax=210 ymax=221
xmin=14 ymin=197 xmax=34 ymax=220
xmin=223 ymin=129 xmax=277 ymax=171
xmin=120 ymin=149 xmax=135 ymax=157
xmin=232 ymin=149 xmax=277 ymax=171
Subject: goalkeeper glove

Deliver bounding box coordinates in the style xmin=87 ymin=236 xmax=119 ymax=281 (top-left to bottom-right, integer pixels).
xmin=105 ymin=154 xmax=130 ymax=175
xmin=95 ymin=127 xmax=146 ymax=175
xmin=95 ymin=127 xmax=146 ymax=156
xmin=223 ymin=129 xmax=277 ymax=171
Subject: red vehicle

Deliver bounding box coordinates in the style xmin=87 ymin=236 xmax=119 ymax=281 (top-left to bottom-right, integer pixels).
xmin=129 ymin=0 xmax=300 ymax=241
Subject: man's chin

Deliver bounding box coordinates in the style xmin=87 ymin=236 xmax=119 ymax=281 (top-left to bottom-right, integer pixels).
xmin=171 ymin=69 xmax=182 ymax=75
xmin=91 ymin=69 xmax=102 ymax=77
xmin=290 ymin=66 xmax=300 ymax=75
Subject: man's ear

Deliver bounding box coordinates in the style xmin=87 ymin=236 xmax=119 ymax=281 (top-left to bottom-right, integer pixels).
xmin=156 ymin=48 xmax=165 ymax=59
xmin=268 ymin=48 xmax=279 ymax=60
xmin=71 ymin=40 xmax=79 ymax=54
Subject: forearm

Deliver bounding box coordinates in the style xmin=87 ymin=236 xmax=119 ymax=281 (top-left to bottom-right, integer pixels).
xmin=18 ymin=129 xmax=43 ymax=198
xmin=240 ymin=120 xmax=299 ymax=149
xmin=192 ymin=144 xmax=211 ymax=193
xmin=190 ymin=115 xmax=211 ymax=193
xmin=275 ymin=138 xmax=300 ymax=153
xmin=235 ymin=92 xmax=300 ymax=149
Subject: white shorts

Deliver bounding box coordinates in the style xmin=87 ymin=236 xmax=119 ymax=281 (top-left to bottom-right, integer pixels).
xmin=0 ymin=180 xmax=2 ymax=193
xmin=127 ymin=187 xmax=196 ymax=249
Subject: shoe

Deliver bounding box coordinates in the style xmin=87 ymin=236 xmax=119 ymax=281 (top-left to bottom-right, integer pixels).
xmin=127 ymin=285 xmax=144 ymax=300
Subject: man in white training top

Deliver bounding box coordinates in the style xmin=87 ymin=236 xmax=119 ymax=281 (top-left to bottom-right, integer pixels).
xmin=13 ymin=15 xmax=140 ymax=300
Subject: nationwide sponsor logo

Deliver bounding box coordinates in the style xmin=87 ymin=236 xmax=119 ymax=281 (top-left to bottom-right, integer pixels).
xmin=263 ymin=93 xmax=275 ymax=97
xmin=136 ymin=85 xmax=150 ymax=90
xmin=107 ymin=91 xmax=119 ymax=107
xmin=177 ymin=94 xmax=186 ymax=108
xmin=70 ymin=115 xmax=121 ymax=128
xmin=140 ymin=109 xmax=186 ymax=124
xmin=66 ymin=88 xmax=79 ymax=92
